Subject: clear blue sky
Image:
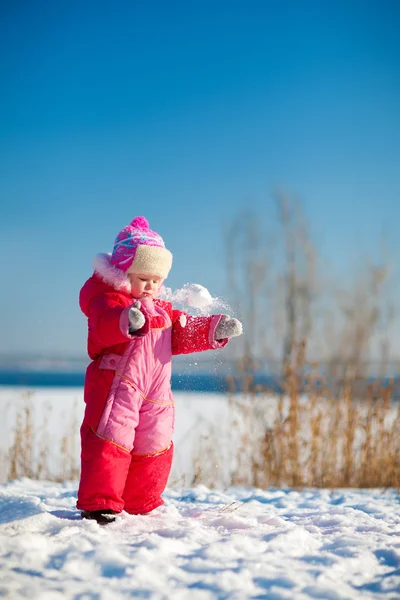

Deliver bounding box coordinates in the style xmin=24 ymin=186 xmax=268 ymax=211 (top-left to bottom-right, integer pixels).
xmin=1 ymin=0 xmax=399 ymax=358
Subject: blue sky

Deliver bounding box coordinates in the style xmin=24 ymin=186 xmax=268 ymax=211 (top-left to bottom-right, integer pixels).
xmin=1 ymin=0 xmax=399 ymax=358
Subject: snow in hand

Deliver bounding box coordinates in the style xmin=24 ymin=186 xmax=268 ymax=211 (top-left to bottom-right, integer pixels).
xmin=161 ymin=283 xmax=232 ymax=316
xmin=186 ymin=284 xmax=213 ymax=310
xmin=1 ymin=479 xmax=400 ymax=599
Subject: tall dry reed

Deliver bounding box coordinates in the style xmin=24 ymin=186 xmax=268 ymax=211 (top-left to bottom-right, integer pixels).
xmin=218 ymin=343 xmax=400 ymax=489
xmin=6 ymin=393 xmax=80 ymax=482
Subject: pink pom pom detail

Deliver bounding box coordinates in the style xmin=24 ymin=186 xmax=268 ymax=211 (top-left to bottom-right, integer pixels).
xmin=130 ymin=216 xmax=149 ymax=230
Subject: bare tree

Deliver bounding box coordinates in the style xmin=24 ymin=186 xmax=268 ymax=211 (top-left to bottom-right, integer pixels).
xmin=328 ymin=262 xmax=394 ymax=381
xmin=225 ymin=209 xmax=273 ymax=363
xmin=225 ymin=193 xmax=398 ymax=378
xmin=276 ymin=192 xmax=316 ymax=369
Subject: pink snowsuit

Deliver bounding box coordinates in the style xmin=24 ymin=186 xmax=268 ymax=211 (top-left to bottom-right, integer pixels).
xmin=77 ymin=261 xmax=228 ymax=514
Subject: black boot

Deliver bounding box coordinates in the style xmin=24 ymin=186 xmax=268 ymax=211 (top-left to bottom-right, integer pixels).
xmin=81 ymin=509 xmax=118 ymax=525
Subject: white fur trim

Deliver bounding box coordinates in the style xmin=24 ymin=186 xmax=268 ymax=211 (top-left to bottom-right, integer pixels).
xmin=93 ymin=253 xmax=131 ymax=293
xmin=127 ymin=245 xmax=173 ymax=278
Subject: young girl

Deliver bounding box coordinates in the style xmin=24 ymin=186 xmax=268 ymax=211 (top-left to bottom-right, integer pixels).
xmin=77 ymin=216 xmax=243 ymax=524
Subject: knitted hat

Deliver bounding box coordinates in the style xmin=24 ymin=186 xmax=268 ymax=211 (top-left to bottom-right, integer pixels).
xmin=110 ymin=216 xmax=172 ymax=278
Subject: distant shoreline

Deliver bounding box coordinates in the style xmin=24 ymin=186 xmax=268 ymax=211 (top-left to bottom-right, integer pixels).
xmin=1 ymin=370 xmax=399 ymax=398
xmin=0 ymin=370 xmax=232 ymax=393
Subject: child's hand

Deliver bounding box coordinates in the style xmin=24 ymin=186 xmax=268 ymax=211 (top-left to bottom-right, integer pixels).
xmin=129 ymin=301 xmax=146 ymax=332
xmin=214 ymin=315 xmax=243 ymax=340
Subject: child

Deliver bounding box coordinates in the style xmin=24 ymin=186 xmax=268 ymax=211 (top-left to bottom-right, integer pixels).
xmin=77 ymin=216 xmax=243 ymax=524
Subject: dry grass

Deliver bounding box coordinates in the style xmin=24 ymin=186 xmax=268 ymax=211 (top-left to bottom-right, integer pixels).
xmin=216 ymin=343 xmax=400 ymax=489
xmin=6 ymin=392 xmax=80 ymax=482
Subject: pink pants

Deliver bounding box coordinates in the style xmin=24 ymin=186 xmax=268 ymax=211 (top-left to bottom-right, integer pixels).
xmin=76 ymin=425 xmax=174 ymax=514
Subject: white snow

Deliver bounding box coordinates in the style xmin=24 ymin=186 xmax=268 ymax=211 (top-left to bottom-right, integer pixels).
xmin=186 ymin=283 xmax=214 ymax=311
xmin=1 ymin=479 xmax=400 ymax=599
xmin=161 ymin=283 xmax=233 ymax=316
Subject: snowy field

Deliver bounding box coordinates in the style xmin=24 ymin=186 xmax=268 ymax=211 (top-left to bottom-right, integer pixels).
xmin=1 ymin=479 xmax=400 ymax=599
xmin=1 ymin=386 xmax=400 ymax=598
xmin=0 ymin=387 xmax=231 ymax=485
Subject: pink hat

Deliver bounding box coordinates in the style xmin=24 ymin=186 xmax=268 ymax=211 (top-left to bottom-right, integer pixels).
xmin=110 ymin=216 xmax=172 ymax=278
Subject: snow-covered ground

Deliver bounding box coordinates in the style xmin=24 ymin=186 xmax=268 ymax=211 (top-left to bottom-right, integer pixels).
xmin=1 ymin=479 xmax=400 ymax=599
xmin=1 ymin=386 xmax=400 ymax=598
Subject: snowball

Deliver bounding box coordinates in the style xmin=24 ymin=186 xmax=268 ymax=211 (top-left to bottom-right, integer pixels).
xmin=186 ymin=284 xmax=213 ymax=311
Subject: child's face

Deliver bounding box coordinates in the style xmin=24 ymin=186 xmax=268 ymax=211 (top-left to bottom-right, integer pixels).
xmin=128 ymin=272 xmax=163 ymax=300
